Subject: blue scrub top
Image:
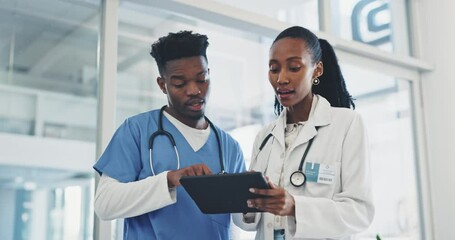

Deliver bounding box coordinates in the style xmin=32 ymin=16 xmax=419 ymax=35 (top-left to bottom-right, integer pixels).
xmin=94 ymin=109 xmax=246 ymax=240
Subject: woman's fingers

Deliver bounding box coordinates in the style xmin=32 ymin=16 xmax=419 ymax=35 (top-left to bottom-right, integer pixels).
xmin=247 ymin=185 xmax=295 ymax=216
xmin=250 ymin=186 xmax=283 ymax=196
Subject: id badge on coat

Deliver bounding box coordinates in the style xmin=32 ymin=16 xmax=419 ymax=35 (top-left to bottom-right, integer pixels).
xmin=304 ymin=162 xmax=336 ymax=184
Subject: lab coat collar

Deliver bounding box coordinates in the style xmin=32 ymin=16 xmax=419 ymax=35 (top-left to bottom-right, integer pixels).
xmin=270 ymin=95 xmax=332 ymax=150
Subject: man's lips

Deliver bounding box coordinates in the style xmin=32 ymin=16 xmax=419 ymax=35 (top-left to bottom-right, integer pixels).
xmin=185 ymin=98 xmax=205 ymax=110
xmin=186 ymin=98 xmax=205 ymax=105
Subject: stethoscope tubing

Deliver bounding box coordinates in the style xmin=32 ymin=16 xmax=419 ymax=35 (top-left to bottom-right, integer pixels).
xmin=251 ymin=125 xmax=319 ymax=187
xmin=149 ymin=106 xmax=224 ymax=175
xmin=149 ymin=145 xmax=180 ymax=176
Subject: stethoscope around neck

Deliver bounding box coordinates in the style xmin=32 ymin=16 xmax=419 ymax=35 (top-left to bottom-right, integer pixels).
xmin=148 ymin=106 xmax=225 ymax=176
xmin=251 ymin=126 xmax=319 ymax=187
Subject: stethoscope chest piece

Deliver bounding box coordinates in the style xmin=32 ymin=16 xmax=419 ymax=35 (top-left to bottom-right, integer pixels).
xmin=290 ymin=170 xmax=306 ymax=187
xmin=254 ymin=127 xmax=319 ymax=188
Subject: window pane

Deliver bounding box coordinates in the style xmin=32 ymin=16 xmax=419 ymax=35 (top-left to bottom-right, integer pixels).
xmin=0 ymin=0 xmax=100 ymax=141
xmin=343 ymin=64 xmax=422 ymax=239
xmin=332 ymin=0 xmax=410 ymax=54
xmin=0 ymin=0 xmax=99 ymax=239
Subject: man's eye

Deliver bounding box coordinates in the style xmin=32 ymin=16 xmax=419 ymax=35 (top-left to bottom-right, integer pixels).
xmin=174 ymin=83 xmax=185 ymax=88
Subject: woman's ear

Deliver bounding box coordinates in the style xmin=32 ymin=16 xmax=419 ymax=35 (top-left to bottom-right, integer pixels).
xmin=157 ymin=77 xmax=167 ymax=94
xmin=314 ymin=61 xmax=324 ymax=78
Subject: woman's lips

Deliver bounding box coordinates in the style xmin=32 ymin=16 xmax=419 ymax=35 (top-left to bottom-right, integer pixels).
xmin=277 ymin=89 xmax=294 ymax=100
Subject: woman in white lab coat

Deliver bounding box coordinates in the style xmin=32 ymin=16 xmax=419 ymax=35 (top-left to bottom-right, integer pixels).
xmin=233 ymin=26 xmax=375 ymax=240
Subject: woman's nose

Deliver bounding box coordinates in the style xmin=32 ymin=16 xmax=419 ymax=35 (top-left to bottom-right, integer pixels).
xmin=276 ymin=71 xmax=289 ymax=84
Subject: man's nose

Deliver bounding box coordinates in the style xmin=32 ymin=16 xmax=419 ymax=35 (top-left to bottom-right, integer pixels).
xmin=186 ymin=82 xmax=201 ymax=95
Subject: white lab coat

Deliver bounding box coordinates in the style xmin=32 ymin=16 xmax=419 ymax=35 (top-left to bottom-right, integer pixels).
xmin=233 ymin=95 xmax=374 ymax=240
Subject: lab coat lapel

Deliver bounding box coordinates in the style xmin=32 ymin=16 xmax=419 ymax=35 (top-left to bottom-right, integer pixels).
xmin=291 ymin=95 xmax=332 ymax=151
xmin=292 ymin=123 xmax=318 ymax=150
xmin=270 ymin=110 xmax=286 ymax=151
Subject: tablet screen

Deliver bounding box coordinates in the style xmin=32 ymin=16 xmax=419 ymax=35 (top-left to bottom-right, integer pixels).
xmin=180 ymin=172 xmax=270 ymax=214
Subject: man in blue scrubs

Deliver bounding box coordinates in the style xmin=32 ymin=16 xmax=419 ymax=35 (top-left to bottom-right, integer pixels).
xmin=93 ymin=31 xmax=246 ymax=239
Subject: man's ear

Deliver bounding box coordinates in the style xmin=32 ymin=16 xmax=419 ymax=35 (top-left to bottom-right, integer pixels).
xmin=157 ymin=77 xmax=167 ymax=94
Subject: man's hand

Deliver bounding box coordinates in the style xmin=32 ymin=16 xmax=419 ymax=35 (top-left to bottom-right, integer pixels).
xmin=167 ymin=164 xmax=212 ymax=188
xmin=246 ymin=179 xmax=296 ymax=216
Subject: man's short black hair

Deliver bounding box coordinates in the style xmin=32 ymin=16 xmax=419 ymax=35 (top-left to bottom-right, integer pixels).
xmin=150 ymin=30 xmax=209 ymax=76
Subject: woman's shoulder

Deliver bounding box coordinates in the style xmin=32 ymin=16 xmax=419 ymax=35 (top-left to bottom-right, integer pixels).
xmin=330 ymin=106 xmax=358 ymax=118
xmin=315 ymin=95 xmax=361 ymax=124
xmin=328 ymin=106 xmax=364 ymax=133
xmin=332 ymin=105 xmax=360 ymax=118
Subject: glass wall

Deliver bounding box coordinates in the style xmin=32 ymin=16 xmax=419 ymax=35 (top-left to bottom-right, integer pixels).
xmin=332 ymin=0 xmax=391 ymax=50
xmin=0 ymin=0 xmax=100 ymax=239
xmin=214 ymin=0 xmax=410 ymax=54
xmin=0 ymin=0 xmax=426 ymax=240
xmin=330 ymin=0 xmax=410 ymax=54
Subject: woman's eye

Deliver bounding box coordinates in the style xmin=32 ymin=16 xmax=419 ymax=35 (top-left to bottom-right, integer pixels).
xmin=289 ymin=66 xmax=301 ymax=72
xmin=269 ymin=66 xmax=279 ymax=73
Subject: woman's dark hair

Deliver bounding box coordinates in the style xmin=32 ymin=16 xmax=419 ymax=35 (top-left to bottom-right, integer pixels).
xmin=150 ymin=30 xmax=209 ymax=76
xmin=272 ymin=26 xmax=355 ymax=115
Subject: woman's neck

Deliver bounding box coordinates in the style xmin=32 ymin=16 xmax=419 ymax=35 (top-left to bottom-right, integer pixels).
xmin=286 ymin=94 xmax=313 ymax=124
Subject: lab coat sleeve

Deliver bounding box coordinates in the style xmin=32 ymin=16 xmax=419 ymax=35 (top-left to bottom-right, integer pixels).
xmin=232 ymin=130 xmax=268 ymax=231
xmin=289 ymin=113 xmax=375 ymax=238
xmin=94 ymin=171 xmax=176 ymax=220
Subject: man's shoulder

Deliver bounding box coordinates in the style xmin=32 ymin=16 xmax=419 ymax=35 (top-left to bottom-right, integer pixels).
xmin=116 ymin=109 xmax=160 ymax=135
xmin=124 ymin=109 xmax=159 ymax=125
xmin=207 ymin=123 xmax=241 ymax=149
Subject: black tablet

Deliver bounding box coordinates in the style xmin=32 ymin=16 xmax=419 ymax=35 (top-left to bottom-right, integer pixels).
xmin=180 ymin=172 xmax=270 ymax=214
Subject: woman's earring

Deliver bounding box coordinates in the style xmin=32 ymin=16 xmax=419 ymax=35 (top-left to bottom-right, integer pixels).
xmin=312 ymin=78 xmax=320 ymax=85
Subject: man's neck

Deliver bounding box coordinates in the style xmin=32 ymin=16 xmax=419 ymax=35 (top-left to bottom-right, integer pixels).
xmin=164 ymin=108 xmax=208 ymax=129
